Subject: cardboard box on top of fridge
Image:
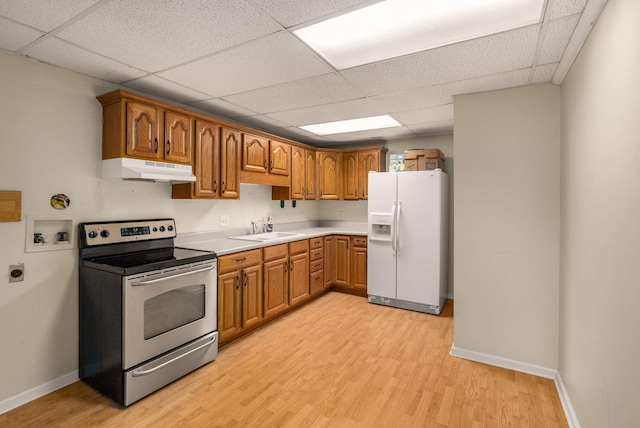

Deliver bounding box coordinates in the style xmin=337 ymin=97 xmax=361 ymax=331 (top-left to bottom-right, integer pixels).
xmin=403 ymin=149 xmax=444 ymax=171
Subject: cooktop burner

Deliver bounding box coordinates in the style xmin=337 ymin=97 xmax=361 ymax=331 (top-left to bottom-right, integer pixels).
xmin=83 ymin=247 xmax=216 ymax=275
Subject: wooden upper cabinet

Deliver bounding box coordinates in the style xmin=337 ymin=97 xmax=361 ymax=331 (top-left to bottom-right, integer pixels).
xmin=242 ymin=133 xmax=269 ymax=173
xmin=193 ymin=120 xmax=219 ymax=198
xmin=269 ymin=140 xmax=290 ymax=176
xmin=126 ymin=101 xmax=160 ymax=160
xmin=291 ymin=145 xmax=305 ymax=199
xmin=358 ymin=150 xmax=382 ymax=200
xmin=342 ymin=152 xmax=359 ymax=201
xmin=220 ymin=126 xmax=241 ymax=199
xmin=304 ymin=150 xmax=317 ymax=200
xmin=164 ymin=110 xmax=192 ymax=164
xmin=318 ymin=151 xmax=341 ymax=200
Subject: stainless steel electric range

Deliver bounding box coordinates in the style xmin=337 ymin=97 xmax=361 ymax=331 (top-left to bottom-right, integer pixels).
xmin=78 ymin=219 xmax=218 ymax=406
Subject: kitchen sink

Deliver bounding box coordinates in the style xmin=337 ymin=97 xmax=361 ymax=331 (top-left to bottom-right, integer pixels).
xmin=227 ymin=232 xmax=306 ymax=242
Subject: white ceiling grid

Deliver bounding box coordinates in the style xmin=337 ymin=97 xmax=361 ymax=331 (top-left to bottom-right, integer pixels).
xmin=0 ymin=0 xmax=599 ymax=146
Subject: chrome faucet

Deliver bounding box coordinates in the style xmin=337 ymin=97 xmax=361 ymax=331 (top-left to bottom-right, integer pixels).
xmin=251 ymin=218 xmax=263 ymax=234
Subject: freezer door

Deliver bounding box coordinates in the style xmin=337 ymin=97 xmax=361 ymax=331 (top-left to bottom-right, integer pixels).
xmin=396 ymin=171 xmax=442 ymax=305
xmin=367 ymin=172 xmax=397 ymax=299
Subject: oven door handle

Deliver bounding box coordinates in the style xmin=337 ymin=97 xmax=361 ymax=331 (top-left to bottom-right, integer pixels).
xmin=131 ymin=264 xmax=215 ymax=286
xmin=131 ymin=334 xmax=217 ymax=377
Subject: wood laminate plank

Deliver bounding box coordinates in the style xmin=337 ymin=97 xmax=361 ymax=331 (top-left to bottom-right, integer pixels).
xmin=0 ymin=293 xmax=568 ymax=427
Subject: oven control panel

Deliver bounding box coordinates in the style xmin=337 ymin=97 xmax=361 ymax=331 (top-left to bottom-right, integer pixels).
xmin=80 ymin=219 xmax=177 ymax=246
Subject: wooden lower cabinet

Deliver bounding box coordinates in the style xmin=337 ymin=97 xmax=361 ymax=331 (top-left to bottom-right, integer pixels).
xmin=263 ymin=244 xmax=289 ymax=318
xmin=350 ymin=236 xmax=368 ymax=291
xmin=324 ymin=236 xmax=335 ymax=288
xmin=289 ymin=240 xmax=310 ymax=305
xmin=334 ymin=235 xmax=350 ymax=286
xmin=309 ymin=236 xmax=324 ymax=295
xmin=217 ymin=249 xmax=262 ymax=343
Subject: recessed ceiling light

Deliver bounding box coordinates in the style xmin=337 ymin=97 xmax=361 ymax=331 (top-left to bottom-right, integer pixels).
xmin=300 ymin=115 xmax=401 ymax=135
xmin=294 ymin=0 xmax=545 ymax=70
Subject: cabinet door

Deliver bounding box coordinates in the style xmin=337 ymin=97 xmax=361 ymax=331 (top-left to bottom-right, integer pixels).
xmin=242 ymin=265 xmax=263 ymax=329
xmin=263 ymin=257 xmax=289 ymax=318
xmin=350 ymin=246 xmax=368 ymax=290
xmin=289 ymin=252 xmax=309 ymax=305
xmin=291 ymin=146 xmax=305 ymax=200
xmin=335 ymin=236 xmax=350 ymax=286
xmin=358 ymin=151 xmax=380 ymax=199
xmin=126 ymin=101 xmax=160 ymax=160
xmin=318 ymin=152 xmax=340 ymax=200
xmin=218 ymin=270 xmax=242 ymax=342
xmin=242 ymin=133 xmax=269 ymax=173
xmin=194 ymin=120 xmax=219 ymax=198
xmin=304 ymin=150 xmax=317 ymax=200
xmin=220 ymin=127 xmax=240 ymax=199
xmin=342 ymin=152 xmax=359 ymax=200
xmin=324 ymin=236 xmax=335 ymax=288
xmin=269 ymin=140 xmax=290 ymax=176
xmin=164 ymin=111 xmax=192 ymax=164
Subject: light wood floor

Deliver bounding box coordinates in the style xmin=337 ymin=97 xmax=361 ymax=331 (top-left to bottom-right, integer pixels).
xmin=0 ymin=292 xmax=567 ymax=427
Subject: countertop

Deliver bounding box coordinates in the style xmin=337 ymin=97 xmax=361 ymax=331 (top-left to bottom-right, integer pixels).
xmin=176 ymin=221 xmax=368 ymax=256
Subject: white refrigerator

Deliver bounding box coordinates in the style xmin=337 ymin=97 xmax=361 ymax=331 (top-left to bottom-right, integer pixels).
xmin=367 ymin=170 xmax=449 ymax=315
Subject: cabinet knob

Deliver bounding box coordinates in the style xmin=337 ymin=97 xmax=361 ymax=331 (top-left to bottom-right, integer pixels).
xmin=270 ymin=160 xmax=273 ymax=170
xmin=235 ymin=275 xmax=239 ymax=289
xmin=214 ymin=180 xmax=218 ymax=192
xmin=222 ymin=180 xmax=226 ymax=193
xmin=154 ymin=138 xmax=158 ymax=153
xmin=243 ymin=272 xmax=248 ymax=287
xmin=166 ymin=140 xmax=171 ymax=155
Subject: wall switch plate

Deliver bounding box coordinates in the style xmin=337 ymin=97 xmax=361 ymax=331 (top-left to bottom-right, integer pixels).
xmin=9 ymin=264 xmax=24 ymax=282
xmin=220 ymin=215 xmax=230 ymax=227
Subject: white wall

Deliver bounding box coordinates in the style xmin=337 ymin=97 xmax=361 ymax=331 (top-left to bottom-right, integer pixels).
xmin=560 ymin=0 xmax=640 ymax=425
xmin=0 ymin=50 xmax=319 ymax=404
xmin=453 ymin=84 xmax=560 ymax=369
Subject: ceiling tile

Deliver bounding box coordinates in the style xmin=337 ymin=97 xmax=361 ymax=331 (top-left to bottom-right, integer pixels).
xmin=266 ymin=98 xmax=388 ymax=126
xmin=0 ymin=17 xmax=43 ymax=51
xmin=0 ymin=0 xmax=101 ymax=32
xmin=56 ymin=0 xmax=282 ymax=72
xmin=532 ymin=63 xmax=559 ymax=83
xmin=233 ymin=114 xmax=291 ymax=129
xmin=371 ymin=69 xmax=531 ymax=112
xmin=122 ymin=75 xmax=211 ymax=104
xmin=222 ymin=73 xmax=363 ymax=114
xmin=549 ymin=0 xmax=588 ymax=19
xmin=407 ymin=120 xmax=455 ymax=136
xmin=23 ymin=37 xmax=146 ymax=83
xmin=538 ymin=15 xmax=580 ymax=65
xmin=392 ymin=104 xmax=454 ymax=126
xmin=252 ymin=0 xmax=369 ymax=28
xmin=188 ymin=99 xmax=258 ymax=118
xmin=262 ymin=126 xmax=335 ymax=144
xmin=341 ymin=25 xmax=541 ymax=96
xmin=159 ymin=32 xmax=332 ymax=97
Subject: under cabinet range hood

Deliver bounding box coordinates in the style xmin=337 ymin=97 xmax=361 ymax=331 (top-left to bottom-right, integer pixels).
xmin=102 ymin=158 xmax=196 ymax=183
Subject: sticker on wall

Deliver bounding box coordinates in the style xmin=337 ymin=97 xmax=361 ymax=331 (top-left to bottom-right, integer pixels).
xmin=50 ymin=194 xmax=70 ymax=210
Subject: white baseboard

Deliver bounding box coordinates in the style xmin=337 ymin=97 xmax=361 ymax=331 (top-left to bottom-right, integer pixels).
xmin=447 ymin=292 xmax=454 ymax=300
xmin=0 ymin=371 xmax=78 ymax=415
xmin=554 ymin=372 xmax=581 ymax=428
xmin=450 ymin=345 xmax=557 ymax=379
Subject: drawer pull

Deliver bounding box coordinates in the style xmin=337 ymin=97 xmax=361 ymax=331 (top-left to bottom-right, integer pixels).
xmin=235 ymin=257 xmax=246 ymax=263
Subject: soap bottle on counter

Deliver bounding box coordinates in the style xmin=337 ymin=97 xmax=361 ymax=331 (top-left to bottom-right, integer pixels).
xmin=266 ymin=213 xmax=273 ymax=232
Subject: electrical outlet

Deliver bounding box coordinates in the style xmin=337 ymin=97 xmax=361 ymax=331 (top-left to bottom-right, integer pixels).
xmin=339 ymin=211 xmax=344 ymax=220
xmin=9 ymin=264 xmax=24 ymax=283
xmin=220 ymin=215 xmax=230 ymax=227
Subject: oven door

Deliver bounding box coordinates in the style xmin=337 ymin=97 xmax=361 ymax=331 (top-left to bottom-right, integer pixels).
xmin=123 ymin=260 xmax=217 ymax=369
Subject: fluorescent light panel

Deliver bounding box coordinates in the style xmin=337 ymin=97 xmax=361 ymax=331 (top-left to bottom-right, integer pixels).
xmin=300 ymin=115 xmax=401 ymax=135
xmin=294 ymin=0 xmax=545 ymax=70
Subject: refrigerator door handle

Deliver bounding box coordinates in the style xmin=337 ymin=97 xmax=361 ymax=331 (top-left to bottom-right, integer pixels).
xmin=390 ymin=201 xmax=397 ymax=256
xmin=395 ymin=201 xmax=402 ymax=255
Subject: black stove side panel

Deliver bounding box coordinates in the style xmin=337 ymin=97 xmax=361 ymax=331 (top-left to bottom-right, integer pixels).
xmin=79 ymin=266 xmax=124 ymax=405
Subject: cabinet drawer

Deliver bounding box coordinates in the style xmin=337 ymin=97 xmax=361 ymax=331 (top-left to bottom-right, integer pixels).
xmin=218 ymin=249 xmax=261 ymax=274
xmin=310 ymin=259 xmax=323 ymax=273
xmin=289 ymin=239 xmax=309 ymax=255
xmin=310 ymin=270 xmax=324 ymax=294
xmin=310 ymin=247 xmax=323 ymax=262
xmin=309 ymin=237 xmax=323 ymax=249
xmin=263 ymin=243 xmax=288 ymax=262
xmin=352 ymin=236 xmax=367 ymax=247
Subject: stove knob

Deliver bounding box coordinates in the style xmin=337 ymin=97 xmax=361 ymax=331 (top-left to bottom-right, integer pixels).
xmin=100 ymin=230 xmax=110 ymax=238
xmin=153 ymin=227 xmax=158 ymax=232
xmin=88 ymin=230 xmax=98 ymax=239
xmin=159 ymin=226 xmax=165 ymax=232
xmin=168 ymin=225 xmax=174 ymax=232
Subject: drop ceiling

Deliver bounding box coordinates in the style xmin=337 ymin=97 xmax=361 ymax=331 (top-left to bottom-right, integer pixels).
xmin=0 ymin=0 xmax=601 ymax=147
